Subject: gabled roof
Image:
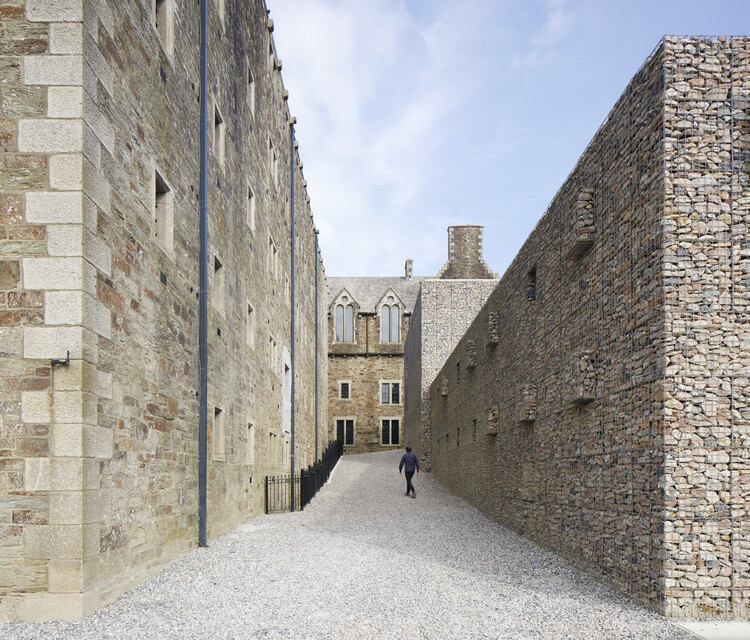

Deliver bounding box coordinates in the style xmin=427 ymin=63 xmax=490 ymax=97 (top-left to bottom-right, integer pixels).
xmin=327 ymin=276 xmax=427 ymax=313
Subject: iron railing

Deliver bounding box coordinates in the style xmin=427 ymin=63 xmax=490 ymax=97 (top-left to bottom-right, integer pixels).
xmin=265 ymin=439 xmax=343 ymax=514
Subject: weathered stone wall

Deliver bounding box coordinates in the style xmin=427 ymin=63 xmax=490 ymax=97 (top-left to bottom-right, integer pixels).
xmin=0 ymin=0 xmax=327 ymax=621
xmin=429 ymin=37 xmax=750 ymax=621
xmin=403 ymin=279 xmax=498 ymax=468
xmin=660 ymin=36 xmax=750 ymax=619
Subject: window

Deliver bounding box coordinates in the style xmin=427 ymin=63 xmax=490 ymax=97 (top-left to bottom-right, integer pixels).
xmin=335 ymin=419 xmax=354 ymax=446
xmin=212 ymin=255 xmax=224 ymax=313
xmin=381 ymin=296 xmax=400 ymax=342
xmin=246 ymin=422 xmax=255 ymax=466
xmin=213 ymin=407 xmax=225 ymax=459
xmin=267 ymin=235 xmax=278 ymax=279
xmin=247 ymin=184 xmax=256 ymax=231
xmin=268 ymin=40 xmax=275 ymax=74
xmin=246 ymin=302 xmax=255 ymax=347
xmin=381 ymin=419 xmax=400 ymax=446
xmin=334 ymin=297 xmax=354 ymax=342
xmin=213 ymin=103 xmax=225 ymax=167
xmin=268 ymin=335 xmax=278 ymax=372
xmin=339 ymin=381 xmax=350 ymax=399
xmin=152 ymin=0 xmax=174 ymax=56
xmin=526 ymin=268 xmax=537 ymax=301
xmin=268 ymin=138 xmax=278 ymax=188
xmin=153 ymin=168 xmax=173 ymax=253
xmin=214 ymin=0 xmax=225 ymax=26
xmin=381 ymin=382 xmax=400 ymax=405
xmin=247 ymin=67 xmax=256 ymax=118
xmin=285 ymin=274 xmax=290 ymax=306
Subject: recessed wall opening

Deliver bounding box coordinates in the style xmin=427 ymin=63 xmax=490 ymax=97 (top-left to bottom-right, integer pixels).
xmin=153 ymin=169 xmax=173 ymax=253
xmin=248 ymin=67 xmax=255 ymax=118
xmin=247 ymin=184 xmax=256 ymax=231
xmin=213 ymin=255 xmax=225 ymax=313
xmin=526 ymin=268 xmax=537 ymax=302
xmin=246 ymin=303 xmax=255 ymax=347
xmin=213 ymin=407 xmax=225 ymax=459
xmin=214 ymin=104 xmax=225 ymax=166
xmin=153 ymin=0 xmax=174 ymax=55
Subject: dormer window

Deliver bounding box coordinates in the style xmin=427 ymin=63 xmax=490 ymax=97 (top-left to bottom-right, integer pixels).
xmin=335 ymin=296 xmax=354 ymax=343
xmin=381 ymin=296 xmax=400 ymax=342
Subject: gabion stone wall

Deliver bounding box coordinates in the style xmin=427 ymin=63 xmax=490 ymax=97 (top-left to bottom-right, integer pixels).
xmin=429 ymin=36 xmax=750 ymax=620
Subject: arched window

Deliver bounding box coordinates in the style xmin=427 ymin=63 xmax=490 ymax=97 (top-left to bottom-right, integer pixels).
xmin=381 ymin=296 xmax=400 ymax=342
xmin=335 ymin=296 xmax=354 ymax=342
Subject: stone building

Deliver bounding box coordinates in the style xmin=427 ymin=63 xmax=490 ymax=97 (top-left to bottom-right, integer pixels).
xmin=0 ymin=0 xmax=327 ymax=621
xmin=403 ymin=225 xmax=498 ymax=469
xmin=427 ymin=37 xmax=750 ymax=620
xmin=327 ymin=261 xmax=425 ymax=453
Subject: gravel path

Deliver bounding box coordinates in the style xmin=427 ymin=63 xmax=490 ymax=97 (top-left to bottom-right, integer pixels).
xmin=4 ymin=450 xmax=695 ymax=640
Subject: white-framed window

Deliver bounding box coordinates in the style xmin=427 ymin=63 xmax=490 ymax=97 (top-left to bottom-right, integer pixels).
xmin=247 ymin=183 xmax=256 ymax=231
xmin=212 ymin=254 xmax=224 ymax=314
xmin=381 ymin=296 xmax=400 ymax=342
xmin=380 ymin=381 xmax=400 ymax=405
xmin=335 ymin=418 xmax=355 ymax=446
xmin=381 ymin=418 xmax=400 ymax=446
xmin=152 ymin=0 xmax=174 ymax=56
xmin=247 ymin=66 xmax=256 ymax=119
xmin=246 ymin=302 xmax=255 ymax=347
xmin=339 ymin=381 xmax=351 ymax=400
xmin=213 ymin=102 xmax=225 ymax=168
xmin=153 ymin=167 xmax=173 ymax=254
xmin=213 ymin=407 xmax=225 ymax=460
xmin=335 ymin=297 xmax=354 ymax=343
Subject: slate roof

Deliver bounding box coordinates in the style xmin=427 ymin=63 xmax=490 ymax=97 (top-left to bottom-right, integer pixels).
xmin=327 ymin=276 xmax=428 ymax=313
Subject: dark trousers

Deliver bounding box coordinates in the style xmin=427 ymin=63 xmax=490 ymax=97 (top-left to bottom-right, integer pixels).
xmin=405 ymin=470 xmax=415 ymax=494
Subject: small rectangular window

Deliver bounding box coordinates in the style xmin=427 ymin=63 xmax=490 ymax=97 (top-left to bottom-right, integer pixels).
xmin=336 ymin=419 xmax=354 ymax=446
xmin=247 ymin=422 xmax=255 ymax=465
xmin=381 ymin=419 xmax=400 ymax=446
xmin=526 ymin=268 xmax=537 ymax=301
xmin=268 ymin=235 xmax=278 ymax=279
xmin=381 ymin=382 xmax=400 ymax=404
xmin=268 ymin=138 xmax=278 ymax=188
xmin=247 ymin=184 xmax=256 ymax=231
xmin=153 ymin=0 xmax=174 ymax=56
xmin=248 ymin=67 xmax=256 ymax=118
xmin=153 ymin=169 xmax=173 ymax=253
xmin=214 ymin=104 xmax=225 ymax=167
xmin=340 ymin=382 xmax=350 ymax=399
xmin=246 ymin=303 xmax=255 ymax=347
xmin=213 ymin=255 xmax=224 ymax=313
xmin=213 ymin=407 xmax=225 ymax=459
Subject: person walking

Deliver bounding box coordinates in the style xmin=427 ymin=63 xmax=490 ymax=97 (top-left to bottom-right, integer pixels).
xmin=399 ymin=445 xmax=420 ymax=498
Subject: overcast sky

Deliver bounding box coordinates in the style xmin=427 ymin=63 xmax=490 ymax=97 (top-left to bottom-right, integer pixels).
xmin=269 ymin=0 xmax=750 ymax=278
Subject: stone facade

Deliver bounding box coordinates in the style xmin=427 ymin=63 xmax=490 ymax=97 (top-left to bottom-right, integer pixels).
xmin=327 ymin=265 xmax=424 ymax=453
xmin=403 ymin=225 xmax=498 ymax=469
xmin=428 ymin=37 xmax=750 ymax=620
xmin=0 ymin=0 xmax=327 ymax=621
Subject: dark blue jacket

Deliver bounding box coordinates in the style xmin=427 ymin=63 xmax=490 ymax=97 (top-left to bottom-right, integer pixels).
xmin=399 ymin=452 xmax=420 ymax=473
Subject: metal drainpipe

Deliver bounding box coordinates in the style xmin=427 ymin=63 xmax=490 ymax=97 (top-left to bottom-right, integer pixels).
xmin=198 ymin=0 xmax=209 ymax=548
xmin=314 ymin=230 xmax=319 ymax=460
xmin=290 ymin=119 xmax=296 ymax=510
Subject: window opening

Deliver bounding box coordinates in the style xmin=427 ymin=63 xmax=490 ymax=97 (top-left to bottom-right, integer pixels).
xmin=526 ymin=268 xmax=537 ymax=301
xmin=381 ymin=419 xmax=400 ymax=446
xmin=213 ymin=255 xmax=224 ymax=313
xmin=153 ymin=169 xmax=173 ymax=253
xmin=336 ymin=419 xmax=354 ymax=446
xmin=381 ymin=382 xmax=400 ymax=404
xmin=153 ymin=0 xmax=174 ymax=55
xmin=248 ymin=67 xmax=255 ymax=118
xmin=213 ymin=407 xmax=225 ymax=459
xmin=381 ymin=296 xmax=400 ymax=342
xmin=214 ymin=104 xmax=225 ymax=166
xmin=247 ymin=422 xmax=255 ymax=465
xmin=246 ymin=303 xmax=255 ymax=347
xmin=247 ymin=184 xmax=256 ymax=231
xmin=340 ymin=382 xmax=350 ymax=399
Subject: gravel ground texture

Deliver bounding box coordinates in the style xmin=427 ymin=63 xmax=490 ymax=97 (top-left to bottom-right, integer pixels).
xmin=3 ymin=450 xmax=696 ymax=640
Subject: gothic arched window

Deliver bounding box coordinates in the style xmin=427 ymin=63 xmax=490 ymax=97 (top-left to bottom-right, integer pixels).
xmin=381 ymin=296 xmax=400 ymax=342
xmin=335 ymin=297 xmax=354 ymax=342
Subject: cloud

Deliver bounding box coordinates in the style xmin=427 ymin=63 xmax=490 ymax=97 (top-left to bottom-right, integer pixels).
xmin=271 ymin=0 xmax=481 ymax=276
xmin=513 ymin=0 xmax=574 ymax=68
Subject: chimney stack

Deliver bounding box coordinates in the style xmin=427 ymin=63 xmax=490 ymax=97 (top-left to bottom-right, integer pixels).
xmin=404 ymin=258 xmax=414 ymax=281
